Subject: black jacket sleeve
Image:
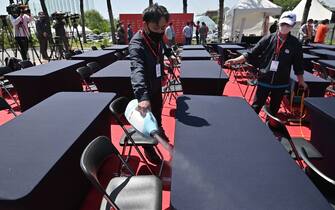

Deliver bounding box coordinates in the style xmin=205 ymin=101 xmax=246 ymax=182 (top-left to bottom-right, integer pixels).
xmin=292 ymin=40 xmax=304 ymax=75
xmin=243 ymin=34 xmax=271 ymax=62
xmin=129 ymin=39 xmax=150 ymax=102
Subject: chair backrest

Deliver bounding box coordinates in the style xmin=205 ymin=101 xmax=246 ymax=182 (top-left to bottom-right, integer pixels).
xmin=262 ymin=105 xmax=291 ymax=139
xmin=19 ymin=60 xmax=34 ymax=69
xmin=311 ymin=60 xmax=322 ymax=71
xmin=100 ymin=45 xmax=106 ymax=49
xmin=76 ymin=66 xmax=92 ymax=80
xmin=87 ymin=62 xmax=101 ymax=74
xmin=109 ymin=97 xmax=130 ymax=124
xmin=91 ymin=46 xmax=98 ymax=51
xmin=80 ymin=136 xmax=126 ymax=210
xmin=114 ymin=52 xmax=123 ymax=60
xmin=0 ymin=96 xmax=12 ymax=111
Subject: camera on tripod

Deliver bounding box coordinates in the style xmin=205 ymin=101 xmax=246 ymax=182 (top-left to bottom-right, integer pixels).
xmin=6 ymin=0 xmax=30 ymax=17
xmin=51 ymin=12 xmax=66 ymax=21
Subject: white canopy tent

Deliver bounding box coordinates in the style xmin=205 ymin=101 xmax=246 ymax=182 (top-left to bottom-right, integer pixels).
xmin=194 ymin=15 xmax=217 ymax=32
xmin=292 ymin=0 xmax=333 ymax=22
xmin=223 ymin=0 xmax=282 ymax=41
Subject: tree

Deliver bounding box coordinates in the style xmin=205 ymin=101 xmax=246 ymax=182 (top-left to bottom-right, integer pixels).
xmin=218 ymin=0 xmax=224 ymax=43
xmin=273 ymin=0 xmax=300 ymax=12
xmin=106 ymin=0 xmax=116 ymax=44
xmin=301 ymin=0 xmax=312 ymax=25
xmin=149 ymin=0 xmax=153 ymax=6
xmin=183 ymin=0 xmax=187 ymax=13
xmin=80 ymin=0 xmax=86 ymax=43
xmin=84 ymin=10 xmax=109 ymax=33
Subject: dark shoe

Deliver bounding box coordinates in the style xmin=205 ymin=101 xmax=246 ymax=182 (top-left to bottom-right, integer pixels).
xmin=158 ymin=127 xmax=169 ymax=142
xmin=143 ymin=146 xmax=161 ymax=165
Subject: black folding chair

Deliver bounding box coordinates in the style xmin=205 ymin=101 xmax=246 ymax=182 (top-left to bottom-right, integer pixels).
xmin=100 ymin=44 xmax=106 ymax=49
xmin=109 ymin=97 xmax=165 ymax=177
xmin=0 ymin=66 xmax=20 ymax=108
xmin=80 ymin=136 xmax=162 ymax=210
xmin=18 ymin=60 xmax=34 ymax=69
xmin=263 ymin=105 xmax=335 ymax=205
xmin=325 ymin=67 xmax=335 ymax=96
xmin=86 ymin=62 xmax=102 ymax=74
xmin=91 ymin=46 xmax=98 ymax=51
xmin=0 ymin=96 xmax=17 ymax=117
xmin=76 ymin=66 xmax=97 ymax=92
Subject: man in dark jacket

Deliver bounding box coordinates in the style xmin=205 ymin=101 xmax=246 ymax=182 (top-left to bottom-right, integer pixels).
xmin=35 ymin=12 xmax=50 ymax=60
xmin=129 ymin=3 xmax=169 ymax=164
xmin=225 ymin=11 xmax=307 ymax=116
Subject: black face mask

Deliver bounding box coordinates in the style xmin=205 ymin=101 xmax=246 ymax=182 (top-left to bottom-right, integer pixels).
xmin=147 ymin=28 xmax=164 ymax=43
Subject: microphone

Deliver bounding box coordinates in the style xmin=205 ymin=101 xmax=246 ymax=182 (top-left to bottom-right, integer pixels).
xmin=125 ymin=99 xmax=173 ymax=155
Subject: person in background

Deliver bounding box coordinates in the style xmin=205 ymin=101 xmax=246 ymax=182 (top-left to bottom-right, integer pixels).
xmin=314 ymin=19 xmax=329 ymax=44
xmin=269 ymin=20 xmax=278 ymax=33
xmin=127 ymin=24 xmax=133 ymax=43
xmin=195 ymin=20 xmax=200 ymax=44
xmin=199 ymin=22 xmax=208 ymax=45
xmin=225 ymin=11 xmax=307 ymax=116
xmin=311 ymin=20 xmax=318 ymax=42
xmin=35 ymin=11 xmax=50 ymax=60
xmin=117 ymin=22 xmax=126 ymax=44
xmin=11 ymin=9 xmax=32 ymax=60
xmin=183 ymin=22 xmax=192 ymax=45
xmin=165 ymin=22 xmax=175 ymax=47
xmin=129 ymin=3 xmax=170 ymax=164
xmin=299 ymin=19 xmax=314 ymax=44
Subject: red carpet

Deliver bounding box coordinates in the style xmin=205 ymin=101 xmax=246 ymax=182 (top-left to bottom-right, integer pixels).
xmin=0 ymin=66 xmax=313 ymax=210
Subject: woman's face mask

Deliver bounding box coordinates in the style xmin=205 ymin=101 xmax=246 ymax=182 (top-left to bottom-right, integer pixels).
xmin=278 ymin=23 xmax=292 ymax=35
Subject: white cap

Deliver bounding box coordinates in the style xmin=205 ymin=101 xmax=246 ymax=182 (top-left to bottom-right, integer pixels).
xmin=279 ymin=11 xmax=296 ymax=26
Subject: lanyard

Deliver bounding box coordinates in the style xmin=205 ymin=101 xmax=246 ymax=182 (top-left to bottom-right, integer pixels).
xmin=140 ymin=30 xmax=160 ymax=62
xmin=275 ymin=34 xmax=286 ymax=59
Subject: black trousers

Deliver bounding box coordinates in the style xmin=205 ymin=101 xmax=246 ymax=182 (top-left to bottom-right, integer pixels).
xmin=252 ymin=85 xmax=286 ymax=115
xmin=196 ymin=33 xmax=199 ymax=44
xmin=38 ymin=36 xmax=49 ymax=59
xmin=15 ymin=37 xmax=29 ymax=60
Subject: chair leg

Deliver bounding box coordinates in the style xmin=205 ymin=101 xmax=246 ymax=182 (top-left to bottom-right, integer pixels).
xmin=1 ymin=84 xmax=20 ymax=108
xmin=155 ymin=145 xmax=165 ymax=177
xmin=248 ymin=86 xmax=256 ymax=103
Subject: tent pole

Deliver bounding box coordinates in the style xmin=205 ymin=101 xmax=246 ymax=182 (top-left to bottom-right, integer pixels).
xmin=331 ymin=25 xmax=335 ymax=45
xmin=231 ymin=9 xmax=236 ymax=42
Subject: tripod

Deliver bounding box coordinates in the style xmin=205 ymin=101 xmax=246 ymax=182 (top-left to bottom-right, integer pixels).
xmin=0 ymin=15 xmax=18 ymax=65
xmin=49 ymin=36 xmax=65 ymax=60
xmin=69 ymin=18 xmax=83 ymax=51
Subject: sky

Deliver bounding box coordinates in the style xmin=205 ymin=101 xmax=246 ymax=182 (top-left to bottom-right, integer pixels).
xmin=0 ymin=0 xmax=235 ymax=19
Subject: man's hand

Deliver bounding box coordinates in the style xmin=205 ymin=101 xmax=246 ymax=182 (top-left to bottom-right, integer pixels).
xmin=43 ymin=32 xmax=48 ymax=38
xmin=137 ymin=100 xmax=151 ymax=117
xmin=224 ymin=58 xmax=238 ymax=66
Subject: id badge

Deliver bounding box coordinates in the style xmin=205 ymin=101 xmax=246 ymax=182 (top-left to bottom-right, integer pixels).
xmin=270 ymin=60 xmax=279 ymax=72
xmin=155 ymin=64 xmax=161 ymax=78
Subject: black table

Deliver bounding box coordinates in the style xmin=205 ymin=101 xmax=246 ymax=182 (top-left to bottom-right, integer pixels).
xmin=305 ymin=97 xmax=335 ymax=178
xmin=91 ymin=60 xmax=133 ymax=97
xmin=103 ymin=45 xmax=128 ymax=52
xmin=182 ymin=45 xmax=205 ymax=50
xmin=180 ymin=60 xmax=228 ymax=95
xmin=172 ymin=95 xmax=332 ymax=210
xmin=309 ymin=49 xmax=335 ymax=59
xmin=290 ymin=70 xmax=330 ymax=97
xmin=5 ymin=60 xmax=85 ymax=111
xmin=319 ymin=60 xmax=335 ymax=69
xmin=0 ymin=92 xmax=115 ymax=210
xmin=309 ymin=43 xmax=335 ymax=50
xmin=71 ymin=50 xmax=117 ymax=68
xmin=180 ymin=50 xmax=212 ymax=60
